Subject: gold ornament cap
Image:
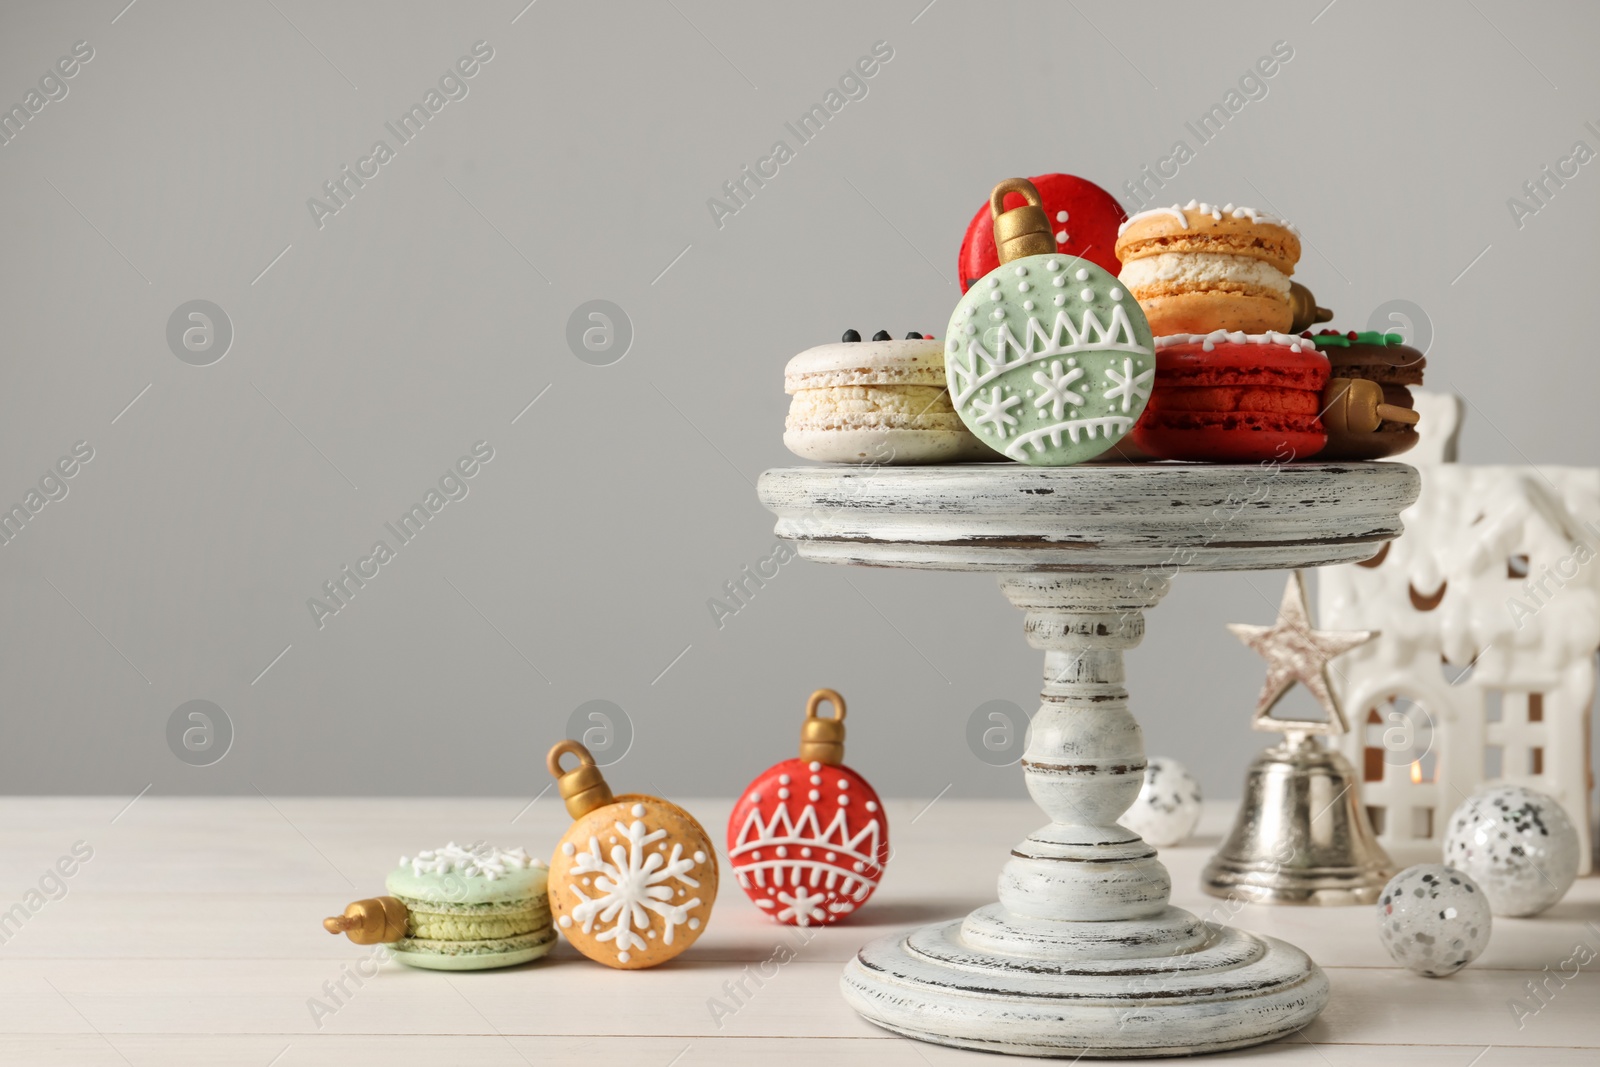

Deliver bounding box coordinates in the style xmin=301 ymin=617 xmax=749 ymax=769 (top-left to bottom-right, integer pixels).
xmin=323 ymin=895 xmax=408 ymax=945
xmin=798 ymin=688 xmax=847 ymax=765
xmin=990 ymin=178 xmax=1054 ymax=265
xmin=1323 ymin=377 xmax=1422 ymax=435
xmin=1288 ymin=282 xmax=1333 ymax=333
xmin=548 ymin=739 xmax=615 ymax=819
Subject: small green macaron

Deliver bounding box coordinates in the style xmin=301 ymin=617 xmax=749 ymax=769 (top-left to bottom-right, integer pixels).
xmin=385 ymin=842 xmax=554 ymax=971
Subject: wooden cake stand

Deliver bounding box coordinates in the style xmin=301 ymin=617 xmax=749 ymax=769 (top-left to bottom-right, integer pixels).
xmin=757 ymin=461 xmax=1421 ymax=1059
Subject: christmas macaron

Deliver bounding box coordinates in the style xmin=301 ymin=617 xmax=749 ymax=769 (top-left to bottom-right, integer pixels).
xmin=1131 ymin=331 xmax=1329 ymax=462
xmin=323 ymin=842 xmax=554 ymax=970
xmin=1115 ymin=201 xmax=1302 ymax=336
xmin=784 ymin=331 xmax=994 ymax=464
xmin=727 ymin=689 xmax=890 ymax=926
xmin=1309 ymin=330 xmax=1425 ymax=460
xmin=958 ymin=173 xmax=1127 ymax=290
xmin=546 ymin=741 xmax=718 ymax=969
xmin=946 ymin=241 xmax=1156 ymax=464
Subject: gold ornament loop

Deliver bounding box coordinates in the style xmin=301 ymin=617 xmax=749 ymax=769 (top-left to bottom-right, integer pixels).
xmin=989 ymin=177 xmax=1041 ymax=220
xmin=547 ymin=738 xmax=593 ymax=778
xmin=989 ymin=177 xmax=1054 ymax=264
xmin=800 ymin=688 xmax=847 ymax=765
xmin=548 ymin=740 xmax=615 ymax=819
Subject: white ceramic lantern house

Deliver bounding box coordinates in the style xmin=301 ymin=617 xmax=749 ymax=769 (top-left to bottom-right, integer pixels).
xmin=1319 ymin=394 xmax=1600 ymax=872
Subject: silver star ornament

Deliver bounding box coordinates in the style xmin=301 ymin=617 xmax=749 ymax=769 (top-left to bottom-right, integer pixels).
xmin=1228 ymin=571 xmax=1377 ymax=736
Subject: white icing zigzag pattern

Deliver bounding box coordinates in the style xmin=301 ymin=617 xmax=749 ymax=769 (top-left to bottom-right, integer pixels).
xmin=948 ymin=304 xmax=1147 ymax=408
xmin=731 ymin=797 xmax=884 ymax=925
xmin=1004 ymin=415 xmax=1134 ymax=461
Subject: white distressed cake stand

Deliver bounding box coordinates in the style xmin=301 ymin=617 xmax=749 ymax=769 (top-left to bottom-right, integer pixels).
xmin=757 ymin=461 xmax=1420 ymax=1059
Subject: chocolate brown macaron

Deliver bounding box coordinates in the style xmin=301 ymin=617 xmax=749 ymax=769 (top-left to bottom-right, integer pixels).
xmin=1309 ymin=330 xmax=1425 ymax=460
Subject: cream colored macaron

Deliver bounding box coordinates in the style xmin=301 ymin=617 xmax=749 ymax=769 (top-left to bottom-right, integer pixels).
xmin=783 ymin=332 xmax=994 ymax=464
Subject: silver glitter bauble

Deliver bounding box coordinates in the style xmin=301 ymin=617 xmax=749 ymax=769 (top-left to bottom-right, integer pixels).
xmin=1443 ymin=784 xmax=1579 ymax=917
xmin=1376 ymin=864 xmax=1491 ymax=977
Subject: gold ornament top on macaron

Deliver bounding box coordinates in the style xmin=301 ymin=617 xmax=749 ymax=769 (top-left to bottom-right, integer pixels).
xmin=546 ymin=740 xmax=718 ymax=969
xmin=1115 ymin=200 xmax=1302 ymax=336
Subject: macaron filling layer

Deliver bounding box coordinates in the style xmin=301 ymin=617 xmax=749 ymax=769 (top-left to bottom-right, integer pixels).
xmin=391 ymin=927 xmax=555 ymax=959
xmin=786 ymin=384 xmax=965 ymax=433
xmin=400 ymin=896 xmax=551 ymax=942
xmin=1119 ymin=251 xmax=1290 ymax=301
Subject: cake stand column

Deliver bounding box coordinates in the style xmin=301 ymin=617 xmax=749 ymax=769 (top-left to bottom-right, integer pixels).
xmin=841 ymin=569 xmax=1329 ymax=1058
xmin=992 ymin=573 xmax=1171 ymax=925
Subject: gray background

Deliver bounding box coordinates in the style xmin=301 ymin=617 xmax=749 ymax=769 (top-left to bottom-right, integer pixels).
xmin=1 ymin=0 xmax=1595 ymax=801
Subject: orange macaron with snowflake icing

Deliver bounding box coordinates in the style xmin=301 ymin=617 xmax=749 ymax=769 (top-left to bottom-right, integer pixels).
xmin=545 ymin=741 xmax=718 ymax=969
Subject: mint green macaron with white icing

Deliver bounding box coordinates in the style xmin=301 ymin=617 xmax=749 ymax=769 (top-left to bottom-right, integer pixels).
xmin=385 ymin=842 xmax=554 ymax=970
xmin=945 ymin=256 xmax=1155 ymax=465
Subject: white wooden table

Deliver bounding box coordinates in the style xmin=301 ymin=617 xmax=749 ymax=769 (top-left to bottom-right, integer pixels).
xmin=1 ymin=796 xmax=1595 ymax=1065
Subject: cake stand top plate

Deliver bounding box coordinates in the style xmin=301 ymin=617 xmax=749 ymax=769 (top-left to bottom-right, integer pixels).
xmin=757 ymin=461 xmax=1420 ymax=573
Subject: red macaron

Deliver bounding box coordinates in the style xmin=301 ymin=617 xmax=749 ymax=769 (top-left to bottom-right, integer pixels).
xmin=958 ymin=173 xmax=1125 ymax=291
xmin=1131 ymin=333 xmax=1330 ymax=462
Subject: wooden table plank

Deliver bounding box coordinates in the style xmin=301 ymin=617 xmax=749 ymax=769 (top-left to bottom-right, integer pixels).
xmin=0 ymin=798 xmax=1593 ymax=1063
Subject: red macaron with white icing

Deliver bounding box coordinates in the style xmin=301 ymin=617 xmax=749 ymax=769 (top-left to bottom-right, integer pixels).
xmin=1131 ymin=330 xmax=1330 ymax=462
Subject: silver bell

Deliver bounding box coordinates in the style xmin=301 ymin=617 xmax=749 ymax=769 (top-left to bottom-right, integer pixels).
xmin=1205 ymin=571 xmax=1396 ymax=905
xmin=1202 ymin=732 xmax=1395 ymax=905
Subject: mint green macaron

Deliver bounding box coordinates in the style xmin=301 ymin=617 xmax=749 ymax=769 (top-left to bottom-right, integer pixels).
xmin=385 ymin=842 xmax=554 ymax=970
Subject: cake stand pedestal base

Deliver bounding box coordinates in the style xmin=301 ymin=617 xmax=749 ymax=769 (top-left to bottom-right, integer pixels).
xmin=845 ymin=920 xmax=1323 ymax=1058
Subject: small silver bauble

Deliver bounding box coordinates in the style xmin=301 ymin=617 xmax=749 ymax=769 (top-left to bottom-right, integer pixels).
xmin=1376 ymin=864 xmax=1491 ymax=977
xmin=1121 ymin=757 xmax=1203 ymax=847
xmin=1443 ymin=784 xmax=1579 ymax=917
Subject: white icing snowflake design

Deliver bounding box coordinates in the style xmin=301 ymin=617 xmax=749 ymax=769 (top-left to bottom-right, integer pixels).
xmin=769 ymin=886 xmax=829 ymax=926
xmin=567 ymin=816 xmax=704 ymax=963
xmin=1102 ymin=357 xmax=1154 ymax=412
xmin=1100 ymin=356 xmax=1152 ymax=412
xmin=970 ymin=385 xmax=1022 ymax=437
xmin=1032 ymin=360 xmax=1087 ymax=420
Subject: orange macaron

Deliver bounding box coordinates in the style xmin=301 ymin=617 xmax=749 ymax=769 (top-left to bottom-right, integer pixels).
xmin=1115 ymin=201 xmax=1302 ymax=336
